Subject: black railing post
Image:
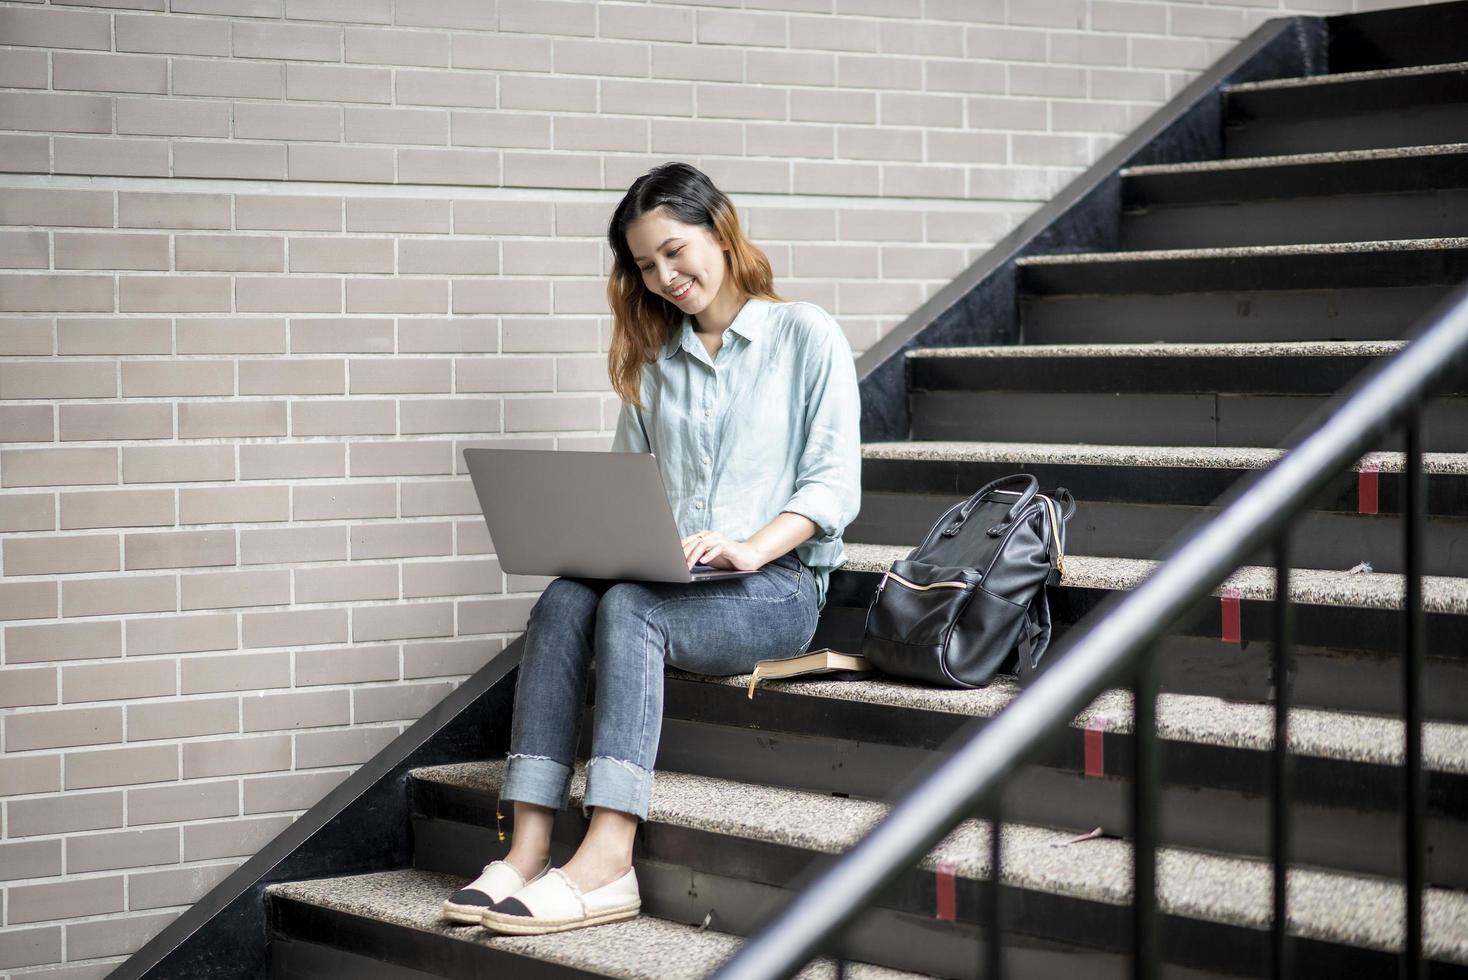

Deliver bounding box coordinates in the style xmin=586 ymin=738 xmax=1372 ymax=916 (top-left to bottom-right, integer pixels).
xmin=1272 ymin=534 xmax=1293 ymax=979
xmin=1133 ymin=648 xmax=1159 ymax=980
xmin=1404 ymin=412 xmax=1426 ymax=980
xmin=988 ymin=800 xmax=1003 ymax=980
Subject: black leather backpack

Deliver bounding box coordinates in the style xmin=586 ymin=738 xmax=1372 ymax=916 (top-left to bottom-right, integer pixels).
xmin=860 ymin=474 xmax=1075 ymax=689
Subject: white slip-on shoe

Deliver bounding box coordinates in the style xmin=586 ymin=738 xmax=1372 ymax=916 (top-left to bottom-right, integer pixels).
xmin=479 ymin=866 xmax=641 ymax=935
xmin=441 ymin=858 xmax=550 ymax=924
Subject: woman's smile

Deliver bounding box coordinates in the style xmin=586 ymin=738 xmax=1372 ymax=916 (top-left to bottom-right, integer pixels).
xmin=668 ymin=278 xmax=694 ymax=300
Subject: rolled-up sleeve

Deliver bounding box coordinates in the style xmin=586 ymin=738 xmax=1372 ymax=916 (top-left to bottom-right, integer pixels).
xmin=781 ymin=317 xmax=861 ymax=544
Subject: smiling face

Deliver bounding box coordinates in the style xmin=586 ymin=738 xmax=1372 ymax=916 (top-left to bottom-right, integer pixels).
xmin=622 ymin=206 xmax=732 ymax=318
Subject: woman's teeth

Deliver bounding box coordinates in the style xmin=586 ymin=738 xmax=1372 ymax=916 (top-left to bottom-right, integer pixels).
xmin=670 ymin=279 xmax=693 ymax=299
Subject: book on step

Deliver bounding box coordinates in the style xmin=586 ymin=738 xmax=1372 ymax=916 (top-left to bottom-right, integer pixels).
xmin=747 ymin=648 xmax=871 ymax=699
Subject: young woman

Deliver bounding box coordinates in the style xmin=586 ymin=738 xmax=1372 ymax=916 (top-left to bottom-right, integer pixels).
xmin=442 ymin=162 xmax=862 ymax=935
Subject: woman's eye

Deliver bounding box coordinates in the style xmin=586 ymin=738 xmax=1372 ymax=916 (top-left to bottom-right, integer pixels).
xmin=669 ymin=247 xmax=683 ymax=257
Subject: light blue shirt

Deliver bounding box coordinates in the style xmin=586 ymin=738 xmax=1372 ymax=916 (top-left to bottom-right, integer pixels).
xmin=611 ymin=297 xmax=862 ymax=612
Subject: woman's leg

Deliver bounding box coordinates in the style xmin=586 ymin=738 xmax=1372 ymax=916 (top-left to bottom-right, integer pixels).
xmin=558 ymin=553 xmax=819 ymax=892
xmin=498 ymin=576 xmax=613 ymax=879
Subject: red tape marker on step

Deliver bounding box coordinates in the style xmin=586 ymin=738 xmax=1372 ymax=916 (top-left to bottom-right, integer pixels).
xmin=1084 ymin=719 xmax=1105 ymax=778
xmin=935 ymin=861 xmax=957 ymax=921
xmin=1221 ymin=588 xmax=1241 ymax=644
xmin=1358 ymin=464 xmax=1379 ymax=516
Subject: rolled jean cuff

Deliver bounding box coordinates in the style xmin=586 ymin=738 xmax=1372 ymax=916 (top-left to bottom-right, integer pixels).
xmin=500 ymin=753 xmax=573 ymax=812
xmin=581 ymin=755 xmax=652 ymax=822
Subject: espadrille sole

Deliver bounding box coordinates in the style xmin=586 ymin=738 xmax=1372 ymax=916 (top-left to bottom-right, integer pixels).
xmin=441 ymin=900 xmax=494 ymax=925
xmin=479 ymin=901 xmax=642 ymax=935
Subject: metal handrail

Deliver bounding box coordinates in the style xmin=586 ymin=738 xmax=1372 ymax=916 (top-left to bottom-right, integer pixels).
xmin=711 ymin=280 xmax=1468 ymax=980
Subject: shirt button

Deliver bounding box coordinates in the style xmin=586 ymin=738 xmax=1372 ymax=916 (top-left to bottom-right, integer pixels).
xmin=704 ymin=409 xmax=711 ymax=417
xmin=695 ymin=501 xmax=704 ymax=510
xmin=702 ymin=455 xmax=711 ymax=464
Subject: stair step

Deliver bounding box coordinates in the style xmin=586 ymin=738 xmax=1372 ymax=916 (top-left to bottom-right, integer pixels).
xmin=268 ymin=868 xmax=918 ymax=979
xmin=902 ymin=340 xmax=1468 ymax=451
xmin=1327 ymin=2 xmax=1468 ymax=74
xmin=1118 ymin=144 xmax=1468 ymax=249
xmin=853 ymin=441 xmax=1468 ymax=576
xmin=1222 ymin=61 xmax=1468 ymax=157
xmin=837 ymin=542 xmax=1468 ymax=614
xmin=1017 ymin=239 xmax=1468 ymax=344
xmin=405 ymin=762 xmax=1468 ymax=976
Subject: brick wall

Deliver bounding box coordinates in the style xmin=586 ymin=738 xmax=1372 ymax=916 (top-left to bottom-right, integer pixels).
xmin=0 ymin=0 xmax=1442 ymax=975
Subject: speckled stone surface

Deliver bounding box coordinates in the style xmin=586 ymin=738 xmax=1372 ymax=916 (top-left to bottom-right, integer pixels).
xmin=1226 ymin=60 xmax=1468 ymax=92
xmin=1121 ymin=141 xmax=1468 ymax=176
xmin=1017 ymin=237 xmax=1468 ymax=265
xmin=907 ymin=340 xmax=1405 ymax=357
xmin=860 ymin=440 xmax=1468 ymax=474
xmin=403 ymin=762 xmax=1468 ymax=962
xmin=269 ymin=869 xmax=918 ymax=979
xmin=837 ymin=542 xmax=1468 ymax=615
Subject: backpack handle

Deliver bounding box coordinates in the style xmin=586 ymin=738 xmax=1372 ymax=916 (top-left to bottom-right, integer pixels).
xmin=942 ymin=473 xmax=1039 ymax=538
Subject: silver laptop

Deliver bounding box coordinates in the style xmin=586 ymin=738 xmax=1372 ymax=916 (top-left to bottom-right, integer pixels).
xmin=462 ymin=448 xmax=759 ymax=583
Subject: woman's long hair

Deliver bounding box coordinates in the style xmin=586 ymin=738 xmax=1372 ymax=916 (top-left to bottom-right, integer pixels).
xmin=607 ymin=162 xmax=782 ymax=409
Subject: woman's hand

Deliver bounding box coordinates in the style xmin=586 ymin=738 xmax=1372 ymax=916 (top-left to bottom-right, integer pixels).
xmin=682 ymin=530 xmax=763 ymax=571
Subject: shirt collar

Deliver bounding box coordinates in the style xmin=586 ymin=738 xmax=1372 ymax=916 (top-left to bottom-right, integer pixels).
xmin=662 ymin=296 xmax=769 ymax=359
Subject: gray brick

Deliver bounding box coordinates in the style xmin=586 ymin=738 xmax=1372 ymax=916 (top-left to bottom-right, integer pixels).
xmin=1 ymin=361 xmax=116 ymax=399
xmin=396 ymin=69 xmax=498 ymax=109
xmin=397 ymin=147 xmax=503 ymax=186
xmin=239 ymin=357 xmax=345 ymax=395
xmin=349 ymin=358 xmax=450 ymax=393
xmin=180 ymin=568 xmax=290 ymax=611
xmin=400 ymin=397 xmax=500 ymax=435
xmin=64 ymin=744 xmax=177 ymax=791
xmin=0 ymin=755 xmax=63 ymax=799
xmin=294 ymin=724 xmax=397 ymax=768
xmin=119 ymin=275 xmax=234 ymax=314
xmin=242 ymin=607 xmax=348 ymax=649
xmin=287 ymin=143 xmax=396 ymax=183
xmin=0 ymin=924 xmax=62 ymax=971
xmin=128 ymin=862 xmax=236 ymax=911
xmin=0 ymin=839 xmax=62 ymax=883
xmin=452 ymin=278 xmax=551 ymax=314
xmin=402 ymin=557 xmax=499 ymax=599
xmin=398 ymin=239 xmax=498 ymax=276
xmin=394 ymin=0 xmax=497 ymax=30
xmin=240 ymin=524 xmax=347 ymax=564
xmin=6 ymin=706 xmax=122 ymax=752
xmin=116 ymin=14 xmax=231 ymax=56
xmin=178 ymin=485 xmax=290 ymax=525
xmin=345 ymin=278 xmax=449 ymax=315
xmin=0 ymin=665 xmax=56 ymax=709
xmin=118 ymin=359 xmax=234 ymax=397
xmin=5 ymin=620 xmax=121 ymax=664
xmin=458 ymin=595 xmax=535 ymax=635
xmin=0 ymin=317 xmax=56 ymax=356
xmin=403 ymin=637 xmax=497 ymax=678
xmin=242 ymin=687 xmax=349 ymax=732
xmin=180 ymin=651 xmax=289 ymax=695
xmin=243 ymin=768 xmax=349 ymax=814
xmin=349 ymin=26 xmax=451 ymax=67
xmin=54 ymin=51 xmax=168 ymax=95
xmin=117 ymin=95 xmax=230 ymax=138
xmin=350 ymin=521 xmax=452 ymax=560
xmin=237 ymin=195 xmax=342 ymax=233
xmin=0 ymin=189 xmax=110 ymax=228
xmin=349 ymin=440 xmax=453 ymax=477
xmin=65 ymin=828 xmax=176 ymax=876
xmin=289 ymin=238 xmax=395 ymax=275
xmin=61 ymin=657 xmax=174 ymax=705
xmin=400 ymin=318 xmax=497 ymax=353
xmin=63 ymin=574 xmax=176 ymax=619
xmin=0 ymin=273 xmax=113 ymax=313
xmin=233 ymin=20 xmax=342 ymax=61
xmin=295 ymin=643 xmax=398 ymax=685
xmin=121 ymin=446 xmax=236 ymax=484
xmin=292 ymin=480 xmax=396 ymax=520
xmin=184 ymin=814 xmax=292 ymax=860
xmin=346 ymin=198 xmax=451 ymax=234
xmin=353 ymin=679 xmax=453 ymax=723
xmin=239 ymin=442 xmax=346 ymax=480
xmin=294 ymin=564 xmax=398 ymax=604
xmin=178 ymin=400 xmax=289 ymax=439
xmin=127 ymin=696 xmax=240 ymax=741
xmin=291 ymin=398 xmax=396 ymax=437
xmin=450 ymin=109 xmax=551 ymax=148
xmin=181 ymin=733 xmax=291 ymax=778
xmin=126 ymin=611 xmax=237 ymax=655
xmin=0 ymin=92 xmax=110 ymax=134
xmin=8 ymin=789 xmax=121 ymax=837
xmin=125 ymin=525 xmax=237 ymax=569
xmin=352 ymin=600 xmax=452 ymax=641
xmin=60 ymin=488 xmax=174 ymax=531
xmin=176 ymin=317 xmax=287 ymax=354
xmin=287 ymin=62 xmax=392 ymax=103
xmin=7 ymin=875 xmax=124 ymax=925
xmin=126 ymin=779 xmax=238 ymax=825
xmin=234 ymin=101 xmax=342 ymax=141
xmin=0 ymin=7 xmax=111 ymax=50
xmin=0 ymin=581 xmax=58 ymax=622
xmin=0 ymin=230 xmax=48 ymax=269
xmin=0 ymin=404 xmax=53 ymax=442
xmin=59 ymin=403 xmax=173 ymax=442
xmin=399 ymin=478 xmax=477 ymax=517
xmin=456 ymin=358 xmax=549 ymax=392
xmin=56 ymin=317 xmax=171 ymax=354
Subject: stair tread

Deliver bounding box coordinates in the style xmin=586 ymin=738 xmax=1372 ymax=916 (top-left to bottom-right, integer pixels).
xmin=1225 ymin=60 xmax=1468 ymax=94
xmin=905 ymin=339 xmax=1404 ymax=357
xmin=407 ymin=761 xmax=1468 ymax=962
xmin=1017 ymin=236 xmax=1468 ymax=266
xmin=1121 ymin=140 xmax=1468 ymax=176
xmin=268 ymin=867 xmax=920 ymax=979
xmin=837 ymin=542 xmax=1468 ymax=613
xmin=861 ymin=440 xmax=1468 ymax=474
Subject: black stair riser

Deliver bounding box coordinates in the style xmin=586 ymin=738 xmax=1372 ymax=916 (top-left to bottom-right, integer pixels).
xmin=907 ymin=391 xmax=1468 ymax=452
xmin=270 ymin=900 xmax=604 ymax=980
xmin=1020 ymin=285 xmax=1455 ymax=344
xmin=1122 ymin=153 xmax=1468 ymax=208
xmin=908 ymin=354 xmax=1418 ymax=396
xmin=644 ymin=683 xmax=1468 ymax=819
xmin=1224 ymin=104 xmax=1468 ymax=158
xmin=1121 ymin=189 xmax=1468 ymax=251
xmin=1019 ymin=247 xmax=1468 ymax=296
xmin=635 ymin=718 xmax=1468 ymax=889
xmin=410 ymin=785 xmax=1457 ymax=980
xmin=861 ymin=456 xmax=1467 ymax=514
xmin=1224 ymin=68 xmax=1468 ymax=122
xmin=853 ymin=492 xmax=1468 ymax=577
xmin=1328 ymin=1 xmax=1468 ymax=72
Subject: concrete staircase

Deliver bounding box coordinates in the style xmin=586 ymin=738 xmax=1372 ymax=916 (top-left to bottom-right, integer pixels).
xmin=261 ymin=14 xmax=1468 ymax=980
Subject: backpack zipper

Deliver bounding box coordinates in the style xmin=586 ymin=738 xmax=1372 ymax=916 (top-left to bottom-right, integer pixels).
xmin=879 ymin=569 xmax=974 ymax=593
xmin=1039 ymin=493 xmax=1067 ymax=577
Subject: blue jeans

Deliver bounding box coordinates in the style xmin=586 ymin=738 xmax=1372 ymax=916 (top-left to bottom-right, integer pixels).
xmin=500 ymin=551 xmax=819 ymax=821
